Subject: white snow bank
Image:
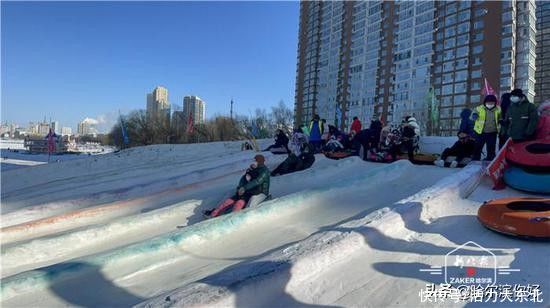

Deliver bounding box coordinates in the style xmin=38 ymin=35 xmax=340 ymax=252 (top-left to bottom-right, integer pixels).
xmin=418 ymin=136 xmax=456 ymax=155
xmin=0 ymin=161 xmax=411 ymax=301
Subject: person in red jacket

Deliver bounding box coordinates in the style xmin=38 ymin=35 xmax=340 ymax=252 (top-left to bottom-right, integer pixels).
xmin=350 ymin=117 xmax=362 ymax=134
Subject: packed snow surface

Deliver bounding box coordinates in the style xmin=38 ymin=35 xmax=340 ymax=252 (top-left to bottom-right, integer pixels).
xmin=1 ymin=138 xmax=548 ymax=307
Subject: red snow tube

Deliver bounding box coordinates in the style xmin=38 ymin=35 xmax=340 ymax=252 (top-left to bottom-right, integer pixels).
xmin=505 ymin=140 xmax=550 ymax=172
xmin=477 ymin=197 xmax=550 ymax=240
xmin=324 ymin=151 xmax=354 ymax=160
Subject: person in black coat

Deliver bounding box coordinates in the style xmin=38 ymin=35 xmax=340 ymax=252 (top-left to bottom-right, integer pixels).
xmin=434 ymin=131 xmax=476 ymax=168
xmin=264 ymin=129 xmax=289 ymax=153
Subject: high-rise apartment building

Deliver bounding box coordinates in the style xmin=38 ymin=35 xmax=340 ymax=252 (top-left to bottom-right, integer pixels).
xmin=51 ymin=121 xmax=60 ymax=134
xmin=535 ymin=0 xmax=550 ymax=103
xmin=146 ymin=86 xmax=170 ymax=126
xmin=294 ymin=0 xmax=538 ymax=136
xmin=77 ymin=118 xmax=98 ymax=136
xmin=183 ymin=96 xmax=206 ymax=126
xmin=61 ymin=127 xmax=72 ymax=136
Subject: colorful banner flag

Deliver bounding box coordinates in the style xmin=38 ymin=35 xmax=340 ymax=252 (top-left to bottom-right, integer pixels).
xmin=482 ymin=78 xmax=499 ymax=104
xmin=486 ymin=138 xmax=511 ymax=190
xmin=186 ymin=113 xmax=194 ymax=134
xmin=335 ymin=105 xmax=342 ymax=128
xmin=251 ymin=120 xmax=259 ymax=138
xmin=425 ymin=87 xmax=439 ymax=135
xmin=120 ymin=116 xmax=129 ymax=145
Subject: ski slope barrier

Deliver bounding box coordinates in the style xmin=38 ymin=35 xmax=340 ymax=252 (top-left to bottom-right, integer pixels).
xmin=137 ymin=164 xmax=484 ymax=307
xmin=0 ymin=160 xmax=412 ymax=301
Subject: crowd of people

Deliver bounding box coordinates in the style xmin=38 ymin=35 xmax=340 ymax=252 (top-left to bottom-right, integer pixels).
xmin=435 ymin=88 xmax=546 ymax=167
xmin=206 ymin=88 xmax=548 ymax=218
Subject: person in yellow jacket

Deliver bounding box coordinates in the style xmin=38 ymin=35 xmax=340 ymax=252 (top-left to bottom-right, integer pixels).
xmin=472 ymin=95 xmax=501 ymax=161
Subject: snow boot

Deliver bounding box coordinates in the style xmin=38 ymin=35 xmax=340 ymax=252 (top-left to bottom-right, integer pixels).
xmin=449 ymin=160 xmax=458 ymax=168
xmin=434 ymin=159 xmax=445 ymax=167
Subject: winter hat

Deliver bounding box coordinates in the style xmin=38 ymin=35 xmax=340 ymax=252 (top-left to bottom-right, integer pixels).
xmin=510 ymin=89 xmax=524 ymax=97
xmin=483 ymin=95 xmax=497 ymax=103
xmin=254 ymin=154 xmax=265 ymax=165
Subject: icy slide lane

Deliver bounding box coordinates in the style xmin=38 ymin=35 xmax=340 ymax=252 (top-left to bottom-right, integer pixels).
xmin=1 ymin=157 xmax=347 ymax=276
xmin=1 ymin=148 xmax=274 ymax=228
xmin=137 ymin=165 xmax=549 ymax=308
xmin=1 ymin=160 xmax=455 ymax=306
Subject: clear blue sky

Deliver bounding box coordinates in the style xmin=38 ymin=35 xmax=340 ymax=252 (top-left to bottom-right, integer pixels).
xmin=1 ymin=1 xmax=299 ymax=132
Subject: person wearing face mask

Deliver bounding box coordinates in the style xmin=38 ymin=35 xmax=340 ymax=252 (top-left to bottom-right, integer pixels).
xmin=501 ymin=88 xmax=539 ymax=142
xmin=472 ymin=95 xmax=501 ymax=161
xmin=204 ymin=155 xmax=270 ymax=218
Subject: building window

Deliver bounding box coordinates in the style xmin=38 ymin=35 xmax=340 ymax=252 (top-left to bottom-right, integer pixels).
xmin=457 ymin=22 xmax=470 ymax=34
xmin=473 ymin=45 xmax=483 ymax=54
xmin=444 ymin=38 xmax=456 ymax=49
xmin=473 ymin=33 xmax=484 ymax=42
xmin=454 ymin=82 xmax=467 ymax=93
xmin=455 ymin=70 xmax=468 ymax=81
xmin=457 ymin=34 xmax=469 ymax=46
xmin=442 ymin=84 xmax=453 ymax=95
xmin=474 ymin=20 xmax=484 ymax=30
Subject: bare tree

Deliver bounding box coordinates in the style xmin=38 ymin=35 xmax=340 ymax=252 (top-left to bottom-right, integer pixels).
xmin=271 ymin=100 xmax=294 ymax=133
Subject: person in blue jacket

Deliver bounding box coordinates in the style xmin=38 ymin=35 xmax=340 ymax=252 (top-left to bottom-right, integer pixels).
xmin=459 ymin=108 xmax=474 ymax=136
xmin=309 ymin=114 xmax=323 ymax=153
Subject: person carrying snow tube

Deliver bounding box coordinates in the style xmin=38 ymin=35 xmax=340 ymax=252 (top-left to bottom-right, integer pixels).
xmin=263 ymin=129 xmax=289 ymax=154
xmin=434 ymin=131 xmax=476 ymax=168
xmin=204 ymin=154 xmax=270 ymax=218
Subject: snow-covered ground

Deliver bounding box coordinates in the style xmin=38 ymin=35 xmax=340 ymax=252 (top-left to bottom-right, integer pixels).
xmin=0 ymin=139 xmax=115 ymax=171
xmin=1 ymin=138 xmax=548 ymax=307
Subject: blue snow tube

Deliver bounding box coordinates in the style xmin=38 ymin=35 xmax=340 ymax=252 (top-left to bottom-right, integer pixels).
xmin=504 ymin=166 xmax=550 ymax=194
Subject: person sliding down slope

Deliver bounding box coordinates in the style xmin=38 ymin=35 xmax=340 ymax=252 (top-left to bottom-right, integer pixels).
xmin=263 ymin=129 xmax=289 ymax=154
xmin=204 ymin=155 xmax=270 ymax=218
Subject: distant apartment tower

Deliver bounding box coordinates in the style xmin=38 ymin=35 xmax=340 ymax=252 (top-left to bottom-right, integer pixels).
xmin=294 ymin=1 xmax=538 ymax=136
xmin=61 ymin=127 xmax=73 ymax=136
xmin=146 ymin=86 xmax=170 ymax=126
xmin=183 ymin=96 xmax=206 ymax=126
xmin=77 ymin=118 xmax=97 ymax=136
xmin=535 ymin=1 xmax=550 ymax=103
xmin=38 ymin=122 xmax=50 ymax=135
xmin=51 ymin=121 xmax=60 ymax=134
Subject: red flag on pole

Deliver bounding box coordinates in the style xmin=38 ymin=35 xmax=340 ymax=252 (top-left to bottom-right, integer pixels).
xmin=482 ymin=78 xmax=499 ymax=105
xmin=186 ymin=113 xmax=194 ymax=134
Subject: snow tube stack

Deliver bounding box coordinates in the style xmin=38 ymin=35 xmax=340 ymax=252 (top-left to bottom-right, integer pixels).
xmin=504 ymin=140 xmax=550 ymax=194
xmin=477 ymin=197 xmax=550 ymax=240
